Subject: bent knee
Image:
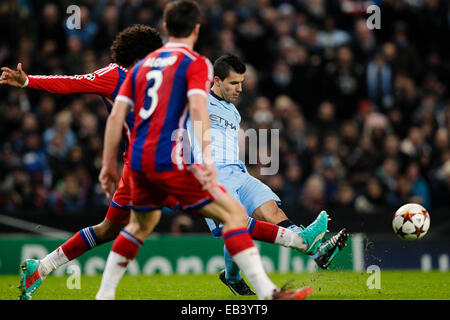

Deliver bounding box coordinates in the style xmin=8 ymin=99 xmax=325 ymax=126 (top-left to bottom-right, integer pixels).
xmin=92 ymin=219 xmax=124 ymax=242
xmin=224 ymin=201 xmax=248 ymax=226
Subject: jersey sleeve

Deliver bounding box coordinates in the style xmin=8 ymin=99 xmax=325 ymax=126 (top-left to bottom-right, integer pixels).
xmin=26 ymin=64 xmax=120 ymax=96
xmin=115 ymin=67 xmax=135 ymax=108
xmin=186 ymin=56 xmax=213 ymax=98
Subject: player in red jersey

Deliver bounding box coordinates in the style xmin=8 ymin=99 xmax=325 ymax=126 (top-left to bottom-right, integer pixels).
xmin=96 ymin=0 xmax=314 ymax=300
xmin=0 ymin=24 xmax=170 ymax=300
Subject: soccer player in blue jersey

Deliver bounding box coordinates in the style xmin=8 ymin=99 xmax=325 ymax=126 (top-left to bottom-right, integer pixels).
xmin=187 ymin=54 xmax=348 ymax=295
xmin=96 ymin=0 xmax=321 ymax=300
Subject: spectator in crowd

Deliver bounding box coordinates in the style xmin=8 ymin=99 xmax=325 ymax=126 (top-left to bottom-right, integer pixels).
xmin=281 ymin=163 xmax=303 ymax=214
xmin=317 ymin=16 xmax=351 ymax=50
xmin=386 ymin=175 xmax=416 ymax=209
xmin=376 ymin=156 xmax=399 ymax=193
xmin=366 ymin=50 xmax=393 ymax=112
xmin=299 ymin=174 xmax=326 ymax=213
xmin=405 ymin=161 xmax=431 ymax=209
xmin=48 ymin=173 xmax=86 ymax=213
xmin=354 ymin=176 xmax=387 ymax=214
xmin=323 ymin=45 xmax=366 ymax=120
xmin=331 ymin=181 xmax=356 ymax=210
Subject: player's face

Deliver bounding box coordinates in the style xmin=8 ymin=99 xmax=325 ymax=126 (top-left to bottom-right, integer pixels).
xmin=217 ymin=70 xmax=245 ymax=103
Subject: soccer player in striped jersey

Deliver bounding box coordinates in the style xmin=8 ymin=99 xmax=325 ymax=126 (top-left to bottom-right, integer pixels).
xmin=187 ymin=54 xmax=349 ymax=295
xmin=96 ymin=0 xmax=317 ymax=300
xmin=1 ymin=24 xmax=169 ymax=300
xmin=2 ymin=23 xmax=326 ymax=299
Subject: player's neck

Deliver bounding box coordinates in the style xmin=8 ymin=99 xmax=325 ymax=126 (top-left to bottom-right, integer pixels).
xmin=211 ymin=85 xmax=225 ymax=101
xmin=166 ymin=36 xmax=195 ymax=50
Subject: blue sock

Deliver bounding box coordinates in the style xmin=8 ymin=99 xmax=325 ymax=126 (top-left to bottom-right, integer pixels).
xmin=278 ymin=219 xmax=303 ymax=233
xmin=223 ymin=246 xmax=242 ymax=283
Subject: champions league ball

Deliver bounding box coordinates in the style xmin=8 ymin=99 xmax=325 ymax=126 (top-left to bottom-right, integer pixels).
xmin=392 ymin=203 xmax=430 ymax=241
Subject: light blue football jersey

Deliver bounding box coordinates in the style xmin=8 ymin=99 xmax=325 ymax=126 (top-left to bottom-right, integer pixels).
xmin=186 ymin=91 xmax=281 ymax=237
xmin=186 ymin=91 xmax=242 ymax=165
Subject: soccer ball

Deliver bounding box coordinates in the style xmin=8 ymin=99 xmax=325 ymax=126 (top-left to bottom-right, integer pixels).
xmin=392 ymin=203 xmax=430 ymax=241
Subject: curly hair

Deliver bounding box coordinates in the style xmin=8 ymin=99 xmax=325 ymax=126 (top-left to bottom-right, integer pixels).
xmin=110 ymin=24 xmax=163 ymax=68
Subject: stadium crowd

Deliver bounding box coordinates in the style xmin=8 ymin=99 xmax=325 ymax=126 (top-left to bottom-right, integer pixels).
xmin=0 ymin=0 xmax=449 ymax=221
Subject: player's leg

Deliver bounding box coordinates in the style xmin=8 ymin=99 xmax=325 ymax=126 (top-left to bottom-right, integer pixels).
xmin=199 ymin=193 xmax=312 ymax=300
xmin=240 ymin=174 xmax=331 ymax=255
xmin=204 ymin=217 xmax=255 ymax=295
xmin=225 ymin=169 xmax=308 ymax=247
xmin=217 ymin=208 xmax=315 ymax=295
xmin=253 ymin=200 xmax=303 ymax=232
xmin=19 ymin=169 xmax=134 ymax=300
xmin=212 ymin=167 xmax=307 ymax=292
xmin=49 ymin=165 xmax=134 ymax=272
xmin=41 ymin=214 xmax=126 ymax=277
xmin=18 ymin=207 xmax=128 ymax=300
xmin=245 ymin=177 xmax=348 ymax=266
xmin=202 ymin=176 xmax=255 ymax=294
xmin=95 ymin=168 xmax=173 ymax=300
xmin=144 ymin=166 xmax=312 ymax=300
xmin=217 ymin=171 xmax=315 ymax=290
xmin=201 ymin=194 xmax=313 ymax=300
xmin=198 ymin=193 xmax=279 ymax=299
xmin=251 ymin=200 xmax=327 ymax=254
xmin=96 ymin=208 xmax=161 ymax=300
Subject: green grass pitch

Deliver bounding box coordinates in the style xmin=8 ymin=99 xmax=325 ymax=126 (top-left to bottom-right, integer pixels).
xmin=0 ymin=270 xmax=448 ymax=300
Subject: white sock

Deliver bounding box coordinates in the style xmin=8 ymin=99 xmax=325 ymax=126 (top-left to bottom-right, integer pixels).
xmin=231 ymin=246 xmax=277 ymax=300
xmin=275 ymin=227 xmax=307 ymax=252
xmin=95 ymin=251 xmax=129 ymax=300
xmin=39 ymin=247 xmax=69 ymax=279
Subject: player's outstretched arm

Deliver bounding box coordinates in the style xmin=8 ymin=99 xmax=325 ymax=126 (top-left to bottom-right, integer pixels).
xmin=99 ymin=97 xmax=131 ymax=198
xmin=1 ymin=62 xmax=118 ymax=96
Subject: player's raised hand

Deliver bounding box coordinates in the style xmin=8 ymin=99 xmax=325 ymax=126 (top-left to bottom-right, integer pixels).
xmin=99 ymin=165 xmax=120 ymax=199
xmin=0 ymin=63 xmax=28 ymax=88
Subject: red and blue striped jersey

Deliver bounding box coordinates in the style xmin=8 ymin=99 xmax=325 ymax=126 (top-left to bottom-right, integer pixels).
xmin=116 ymin=43 xmax=213 ymax=173
xmin=27 ymin=63 xmax=134 ymax=155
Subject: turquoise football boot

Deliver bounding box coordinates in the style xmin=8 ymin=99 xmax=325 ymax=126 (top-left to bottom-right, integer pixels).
xmin=18 ymin=259 xmax=43 ymax=300
xmin=313 ymin=228 xmax=349 ymax=269
xmin=298 ymin=211 xmax=329 ymax=255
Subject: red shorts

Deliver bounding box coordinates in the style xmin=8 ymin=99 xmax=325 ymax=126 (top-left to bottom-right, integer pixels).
xmin=106 ymin=162 xmax=180 ymax=225
xmin=130 ymin=164 xmax=226 ymax=213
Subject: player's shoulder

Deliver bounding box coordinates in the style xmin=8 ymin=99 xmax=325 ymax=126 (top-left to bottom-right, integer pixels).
xmin=94 ymin=63 xmax=127 ymax=76
xmin=160 ymin=43 xmax=209 ymax=62
xmin=187 ymin=53 xmax=213 ymax=80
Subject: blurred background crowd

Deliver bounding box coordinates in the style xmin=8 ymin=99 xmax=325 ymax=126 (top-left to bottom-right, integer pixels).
xmin=0 ymin=0 xmax=449 ymax=229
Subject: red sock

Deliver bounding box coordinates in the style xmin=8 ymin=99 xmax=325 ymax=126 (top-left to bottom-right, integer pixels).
xmin=111 ymin=230 xmax=143 ymax=260
xmin=222 ymin=228 xmax=255 ymax=256
xmin=61 ymin=232 xmax=88 ymax=261
xmin=248 ymin=219 xmax=279 ymax=243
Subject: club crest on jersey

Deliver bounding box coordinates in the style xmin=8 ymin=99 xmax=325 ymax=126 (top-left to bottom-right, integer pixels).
xmin=83 ymin=73 xmax=96 ymax=81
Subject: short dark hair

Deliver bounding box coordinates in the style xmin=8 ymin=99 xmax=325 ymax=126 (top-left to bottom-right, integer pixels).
xmin=213 ymin=54 xmax=246 ymax=80
xmin=163 ymin=0 xmax=201 ymax=38
xmin=110 ymin=24 xmax=163 ymax=68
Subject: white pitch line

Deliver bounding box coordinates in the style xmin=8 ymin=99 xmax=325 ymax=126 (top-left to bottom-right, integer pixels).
xmin=0 ymin=214 xmax=71 ymax=238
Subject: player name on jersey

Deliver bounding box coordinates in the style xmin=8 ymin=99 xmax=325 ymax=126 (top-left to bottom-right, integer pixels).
xmin=143 ymin=55 xmax=178 ymax=68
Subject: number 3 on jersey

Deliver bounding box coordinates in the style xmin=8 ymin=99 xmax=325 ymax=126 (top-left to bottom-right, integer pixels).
xmin=139 ymin=70 xmax=163 ymax=120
